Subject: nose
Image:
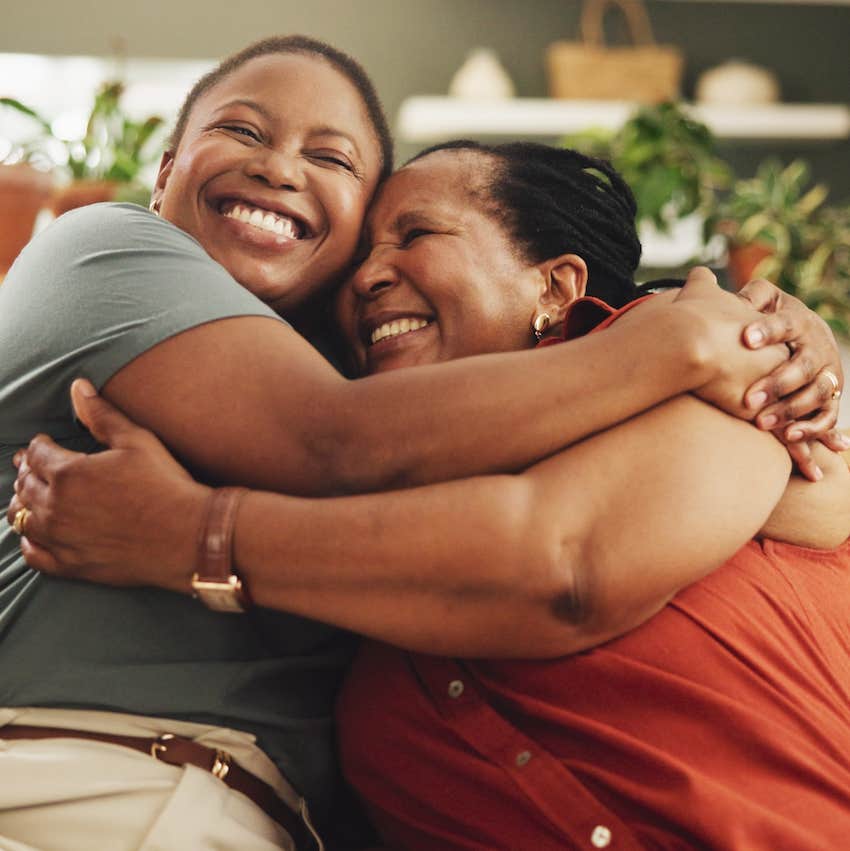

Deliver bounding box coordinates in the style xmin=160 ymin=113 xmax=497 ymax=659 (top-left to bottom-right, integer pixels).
xmin=348 ymin=244 xmax=398 ymax=299
xmin=246 ymin=148 xmax=306 ymax=191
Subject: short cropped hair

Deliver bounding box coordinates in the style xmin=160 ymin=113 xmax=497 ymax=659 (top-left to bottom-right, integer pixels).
xmin=170 ymin=35 xmax=394 ymax=181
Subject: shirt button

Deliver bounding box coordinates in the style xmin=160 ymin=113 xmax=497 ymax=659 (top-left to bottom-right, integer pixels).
xmin=447 ymin=680 xmax=464 ymax=698
xmin=591 ymin=825 xmax=612 ymax=848
xmin=515 ymin=750 xmax=532 ymax=767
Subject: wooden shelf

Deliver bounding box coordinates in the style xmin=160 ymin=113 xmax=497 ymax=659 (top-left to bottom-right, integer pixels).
xmin=397 ymin=97 xmax=850 ymax=142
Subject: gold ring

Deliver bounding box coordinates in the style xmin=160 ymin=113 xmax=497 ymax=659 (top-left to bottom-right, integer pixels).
xmin=823 ymin=369 xmax=841 ymax=401
xmin=12 ymin=507 xmax=31 ymax=536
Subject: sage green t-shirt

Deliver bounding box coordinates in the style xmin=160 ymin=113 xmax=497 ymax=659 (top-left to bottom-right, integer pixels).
xmin=0 ymin=203 xmax=354 ymax=818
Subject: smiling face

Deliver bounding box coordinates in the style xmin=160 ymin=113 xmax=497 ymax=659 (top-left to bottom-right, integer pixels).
xmin=336 ymin=150 xmax=575 ymax=375
xmin=153 ymin=52 xmax=383 ymax=313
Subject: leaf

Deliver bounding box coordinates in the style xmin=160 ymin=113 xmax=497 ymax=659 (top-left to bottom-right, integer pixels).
xmin=0 ymin=97 xmax=53 ymax=133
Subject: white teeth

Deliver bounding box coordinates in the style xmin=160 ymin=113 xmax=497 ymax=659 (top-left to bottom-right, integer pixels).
xmin=222 ymin=203 xmax=301 ymax=238
xmin=370 ymin=318 xmax=430 ymax=345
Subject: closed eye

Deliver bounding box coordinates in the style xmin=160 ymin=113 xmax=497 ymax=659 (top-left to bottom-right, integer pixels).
xmin=310 ymin=151 xmax=356 ymax=173
xmin=400 ymin=228 xmax=433 ymax=247
xmin=220 ymin=125 xmax=261 ymax=142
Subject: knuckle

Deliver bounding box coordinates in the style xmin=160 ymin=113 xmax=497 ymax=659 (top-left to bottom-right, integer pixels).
xmin=797 ymin=356 xmax=816 ymax=382
xmin=767 ymin=372 xmax=791 ymax=400
xmin=781 ymin=313 xmax=796 ymax=338
xmin=778 ymin=399 xmax=803 ymax=422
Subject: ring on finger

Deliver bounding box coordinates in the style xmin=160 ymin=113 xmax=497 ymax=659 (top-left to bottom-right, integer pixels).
xmin=12 ymin=506 xmax=32 ymax=536
xmin=822 ymin=369 xmax=842 ymax=401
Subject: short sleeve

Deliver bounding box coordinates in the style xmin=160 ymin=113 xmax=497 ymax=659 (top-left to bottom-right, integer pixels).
xmin=0 ymin=203 xmax=286 ymax=439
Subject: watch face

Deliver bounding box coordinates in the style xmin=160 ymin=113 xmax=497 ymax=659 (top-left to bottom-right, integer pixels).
xmin=191 ymin=575 xmax=250 ymax=613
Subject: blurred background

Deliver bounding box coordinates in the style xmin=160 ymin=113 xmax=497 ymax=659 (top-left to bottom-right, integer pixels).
xmin=2 ymin=0 xmax=849 ymax=357
xmin=2 ymin=0 xmax=848 ymax=172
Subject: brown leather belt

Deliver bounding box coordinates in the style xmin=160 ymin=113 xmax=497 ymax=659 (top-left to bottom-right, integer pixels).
xmin=2 ymin=725 xmax=314 ymax=849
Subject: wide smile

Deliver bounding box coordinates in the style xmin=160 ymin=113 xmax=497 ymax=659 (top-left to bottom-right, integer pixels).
xmin=216 ymin=198 xmax=313 ymax=241
xmin=369 ymin=316 xmax=431 ymax=346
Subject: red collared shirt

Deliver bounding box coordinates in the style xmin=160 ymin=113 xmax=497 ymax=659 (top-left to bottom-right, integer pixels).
xmin=337 ymin=298 xmax=850 ymax=850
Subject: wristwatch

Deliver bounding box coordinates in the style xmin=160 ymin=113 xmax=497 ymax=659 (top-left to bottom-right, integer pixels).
xmin=191 ymin=487 xmax=251 ymax=613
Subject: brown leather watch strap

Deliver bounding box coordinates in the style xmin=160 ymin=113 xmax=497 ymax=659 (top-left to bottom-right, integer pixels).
xmin=191 ymin=487 xmax=251 ymax=612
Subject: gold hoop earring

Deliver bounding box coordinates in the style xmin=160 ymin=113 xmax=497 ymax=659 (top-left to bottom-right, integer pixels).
xmin=532 ymin=313 xmax=551 ymax=340
xmin=149 ymin=199 xmax=160 ymax=216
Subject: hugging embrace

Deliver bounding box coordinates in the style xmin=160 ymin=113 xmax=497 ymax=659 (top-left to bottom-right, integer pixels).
xmin=3 ymin=34 xmax=850 ymax=851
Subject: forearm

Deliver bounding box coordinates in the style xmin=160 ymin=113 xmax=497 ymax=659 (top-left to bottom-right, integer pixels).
xmin=103 ymin=300 xmax=711 ymax=499
xmin=326 ymin=300 xmax=713 ymax=492
xmin=14 ymin=385 xmax=791 ymax=658
xmin=230 ymin=397 xmax=791 ymax=658
xmin=233 ymin=476 xmax=550 ymax=656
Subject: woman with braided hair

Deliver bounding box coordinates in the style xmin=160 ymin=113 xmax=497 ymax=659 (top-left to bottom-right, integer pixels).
xmin=11 ymin=138 xmax=850 ymax=849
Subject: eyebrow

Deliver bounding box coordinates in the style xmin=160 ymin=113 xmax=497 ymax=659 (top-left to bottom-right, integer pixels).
xmin=214 ymin=98 xmax=276 ymax=122
xmin=213 ymin=101 xmax=361 ymax=156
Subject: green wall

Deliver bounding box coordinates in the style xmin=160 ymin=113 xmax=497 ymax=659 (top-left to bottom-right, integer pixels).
xmin=3 ymin=0 xmax=848 ymax=195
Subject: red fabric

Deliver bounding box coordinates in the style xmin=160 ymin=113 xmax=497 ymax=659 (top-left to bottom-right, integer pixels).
xmin=337 ymin=298 xmax=850 ymax=850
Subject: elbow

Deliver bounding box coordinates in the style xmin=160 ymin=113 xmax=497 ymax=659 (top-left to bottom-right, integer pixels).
xmin=529 ymin=528 xmax=636 ymax=657
xmin=508 ymin=496 xmax=589 ymax=632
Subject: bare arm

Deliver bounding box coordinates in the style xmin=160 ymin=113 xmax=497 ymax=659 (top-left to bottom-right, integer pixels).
xmin=223 ymin=396 xmax=791 ymax=656
xmin=100 ymin=271 xmax=794 ymax=496
xmin=759 ymin=443 xmax=850 ymax=548
xmin=102 ymin=292 xmax=715 ymax=496
xmin=12 ymin=386 xmax=791 ymax=658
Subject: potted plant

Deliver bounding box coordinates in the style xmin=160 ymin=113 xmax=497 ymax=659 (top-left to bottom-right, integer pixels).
xmin=709 ymin=159 xmax=828 ymax=286
xmin=0 ymin=118 xmax=57 ymax=276
xmin=1 ymin=81 xmax=164 ymax=217
xmin=563 ymin=101 xmax=732 ymax=267
xmin=0 ymin=159 xmax=52 ymax=276
xmin=710 ymin=158 xmax=850 ymax=338
xmin=795 ymin=203 xmax=850 ymax=338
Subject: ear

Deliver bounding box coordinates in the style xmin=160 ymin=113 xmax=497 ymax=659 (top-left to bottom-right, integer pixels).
xmin=150 ymin=151 xmax=174 ymax=212
xmin=535 ymin=254 xmax=588 ymax=325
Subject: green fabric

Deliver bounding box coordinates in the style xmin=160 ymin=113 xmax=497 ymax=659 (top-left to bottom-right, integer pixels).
xmin=0 ymin=203 xmax=353 ymax=819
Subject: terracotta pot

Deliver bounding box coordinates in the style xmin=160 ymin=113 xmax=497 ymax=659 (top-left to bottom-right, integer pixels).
xmin=50 ymin=179 xmax=119 ymax=218
xmin=727 ymin=241 xmax=775 ymax=290
xmin=0 ymin=163 xmax=53 ymax=275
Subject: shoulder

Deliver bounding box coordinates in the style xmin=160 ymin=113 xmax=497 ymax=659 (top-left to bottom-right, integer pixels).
xmin=37 ymin=202 xmax=206 ymax=260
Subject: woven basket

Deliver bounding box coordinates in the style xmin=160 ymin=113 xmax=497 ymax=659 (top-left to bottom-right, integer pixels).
xmin=547 ymin=0 xmax=683 ymax=103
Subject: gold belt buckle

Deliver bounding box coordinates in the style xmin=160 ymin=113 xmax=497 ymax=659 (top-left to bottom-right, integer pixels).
xmin=150 ymin=732 xmax=175 ymax=759
xmin=149 ymin=732 xmax=231 ymax=781
xmin=212 ymin=748 xmax=232 ymax=780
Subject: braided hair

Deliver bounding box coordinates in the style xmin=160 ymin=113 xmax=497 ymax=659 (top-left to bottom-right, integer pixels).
xmin=409 ymin=141 xmax=642 ymax=308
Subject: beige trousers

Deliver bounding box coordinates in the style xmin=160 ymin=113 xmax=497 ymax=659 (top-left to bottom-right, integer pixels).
xmin=0 ymin=707 xmax=323 ymax=851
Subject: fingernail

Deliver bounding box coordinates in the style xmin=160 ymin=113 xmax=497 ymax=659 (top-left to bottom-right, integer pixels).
xmin=747 ymin=391 xmax=768 ymax=409
xmin=838 ymin=434 xmax=850 ymax=449
xmin=745 ymin=327 xmax=765 ymax=346
xmin=813 ymin=465 xmax=823 ymax=481
xmin=786 ymin=429 xmax=804 ymax=442
xmin=75 ymin=378 xmax=96 ymax=398
xmin=759 ymin=414 xmax=778 ymax=430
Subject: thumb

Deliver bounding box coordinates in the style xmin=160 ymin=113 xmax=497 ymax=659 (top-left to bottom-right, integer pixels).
xmin=71 ymin=379 xmax=140 ymax=449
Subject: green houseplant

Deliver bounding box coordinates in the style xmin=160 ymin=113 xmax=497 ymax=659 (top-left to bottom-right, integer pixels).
xmin=563 ymin=101 xmax=732 ymax=233
xmin=1 ymin=81 xmax=164 ymax=215
xmin=710 ymin=159 xmax=850 ymax=338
